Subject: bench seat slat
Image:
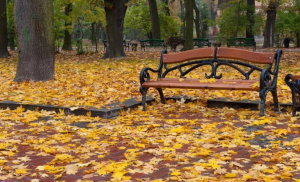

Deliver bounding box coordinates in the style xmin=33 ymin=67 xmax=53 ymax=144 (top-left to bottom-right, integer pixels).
xmin=142 ymin=78 xmax=259 ymax=91
xmin=292 ymin=76 xmax=300 ymax=82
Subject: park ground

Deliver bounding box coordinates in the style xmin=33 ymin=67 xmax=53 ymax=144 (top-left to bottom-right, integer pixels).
xmin=1 ymin=47 xmax=300 ymax=181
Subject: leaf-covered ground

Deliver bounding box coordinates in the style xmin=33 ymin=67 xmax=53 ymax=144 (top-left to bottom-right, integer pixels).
xmin=1 ymin=48 xmax=300 ymax=181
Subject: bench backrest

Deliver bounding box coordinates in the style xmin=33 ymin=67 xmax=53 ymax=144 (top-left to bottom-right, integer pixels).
xmin=163 ymin=48 xmax=214 ymax=64
xmin=141 ymin=39 xmax=165 ymax=46
xmin=216 ymin=47 xmax=274 ymax=64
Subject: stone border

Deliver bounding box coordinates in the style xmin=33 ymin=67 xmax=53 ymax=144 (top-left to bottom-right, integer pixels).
xmin=0 ymin=96 xmax=292 ymax=119
xmin=0 ymin=97 xmax=155 ymax=119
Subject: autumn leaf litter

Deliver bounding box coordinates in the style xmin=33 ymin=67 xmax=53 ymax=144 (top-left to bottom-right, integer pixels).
xmin=0 ymin=50 xmax=300 ymax=181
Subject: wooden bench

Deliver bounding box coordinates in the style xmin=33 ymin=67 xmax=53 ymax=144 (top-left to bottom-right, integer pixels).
xmin=285 ymin=74 xmax=300 ymax=116
xmin=123 ymin=40 xmax=130 ymax=51
xmin=227 ymin=38 xmax=256 ymax=51
xmin=139 ymin=47 xmax=282 ymax=116
xmin=140 ymin=39 xmax=167 ymax=51
xmin=102 ymin=40 xmax=107 ymax=52
xmin=193 ymin=38 xmax=211 ymax=47
xmin=103 ymin=40 xmax=130 ymax=52
xmin=167 ymin=37 xmax=184 ymax=52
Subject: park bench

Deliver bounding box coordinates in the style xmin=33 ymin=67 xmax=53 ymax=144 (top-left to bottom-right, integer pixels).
xmin=123 ymin=40 xmax=130 ymax=51
xmin=167 ymin=36 xmax=184 ymax=52
xmin=103 ymin=40 xmax=130 ymax=52
xmin=193 ymin=38 xmax=211 ymax=47
xmin=285 ymin=74 xmax=300 ymax=116
xmin=227 ymin=38 xmax=256 ymax=51
xmin=140 ymin=39 xmax=167 ymax=51
xmin=103 ymin=40 xmax=107 ymax=52
xmin=139 ymin=47 xmax=282 ymax=116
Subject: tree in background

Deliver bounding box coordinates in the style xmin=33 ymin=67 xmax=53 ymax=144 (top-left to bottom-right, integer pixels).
xmin=14 ymin=0 xmax=55 ymax=82
xmin=246 ymin=0 xmax=255 ymax=38
xmin=62 ymin=2 xmax=73 ymax=51
xmin=0 ymin=0 xmax=10 ymax=58
xmin=7 ymin=0 xmax=15 ymax=51
xmin=124 ymin=0 xmax=181 ymax=39
xmin=103 ymin=0 xmax=128 ymax=58
xmin=148 ymin=0 xmax=161 ymax=39
xmin=275 ymin=0 xmax=300 ymax=47
xmin=263 ymin=0 xmax=280 ymax=48
xmin=185 ymin=0 xmax=193 ymax=50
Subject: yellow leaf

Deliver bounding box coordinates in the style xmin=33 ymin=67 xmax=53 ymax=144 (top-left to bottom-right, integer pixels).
xmin=171 ymin=169 xmax=180 ymax=176
xmin=112 ymin=171 xmax=126 ymax=180
xmin=15 ymin=168 xmax=28 ymax=174
xmin=243 ymin=173 xmax=253 ymax=180
xmin=224 ymin=173 xmax=237 ymax=178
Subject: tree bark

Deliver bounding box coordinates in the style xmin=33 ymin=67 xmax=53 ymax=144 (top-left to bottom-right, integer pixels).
xmin=148 ymin=0 xmax=161 ymax=39
xmin=62 ymin=3 xmax=73 ymax=51
xmin=103 ymin=0 xmax=128 ymax=58
xmin=14 ymin=0 xmax=55 ymax=82
xmin=246 ymin=0 xmax=255 ymax=39
xmin=0 ymin=0 xmax=10 ymax=58
xmin=263 ymin=0 xmax=279 ymax=48
xmin=193 ymin=0 xmax=201 ymax=38
xmin=185 ymin=0 xmax=194 ymax=50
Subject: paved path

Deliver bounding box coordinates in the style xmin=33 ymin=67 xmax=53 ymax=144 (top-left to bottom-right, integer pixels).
xmin=1 ymin=102 xmax=300 ymax=181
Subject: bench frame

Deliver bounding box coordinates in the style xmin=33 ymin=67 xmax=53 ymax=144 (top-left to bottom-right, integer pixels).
xmin=140 ymin=39 xmax=167 ymax=51
xmin=285 ymin=74 xmax=300 ymax=116
xmin=139 ymin=47 xmax=282 ymax=116
xmin=227 ymin=38 xmax=256 ymax=51
xmin=193 ymin=38 xmax=211 ymax=47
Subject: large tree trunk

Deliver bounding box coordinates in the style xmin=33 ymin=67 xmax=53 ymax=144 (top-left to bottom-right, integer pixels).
xmin=62 ymin=3 xmax=73 ymax=51
xmin=263 ymin=0 xmax=279 ymax=48
xmin=246 ymin=0 xmax=255 ymax=39
xmin=193 ymin=0 xmax=201 ymax=38
xmin=103 ymin=0 xmax=128 ymax=59
xmin=14 ymin=0 xmax=55 ymax=82
xmin=185 ymin=0 xmax=194 ymax=50
xmin=148 ymin=0 xmax=161 ymax=39
xmin=0 ymin=0 xmax=10 ymax=58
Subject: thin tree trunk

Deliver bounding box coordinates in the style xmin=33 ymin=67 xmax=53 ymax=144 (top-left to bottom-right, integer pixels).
xmin=103 ymin=0 xmax=128 ymax=58
xmin=193 ymin=0 xmax=201 ymax=38
xmin=92 ymin=22 xmax=96 ymax=45
xmin=246 ymin=0 xmax=255 ymax=38
xmin=161 ymin=0 xmax=170 ymax=16
xmin=148 ymin=0 xmax=161 ymax=39
xmin=180 ymin=0 xmax=186 ymax=38
xmin=14 ymin=0 xmax=55 ymax=82
xmin=62 ymin=3 xmax=73 ymax=51
xmin=185 ymin=0 xmax=193 ymax=50
xmin=0 ymin=0 xmax=10 ymax=57
xmin=263 ymin=0 xmax=279 ymax=48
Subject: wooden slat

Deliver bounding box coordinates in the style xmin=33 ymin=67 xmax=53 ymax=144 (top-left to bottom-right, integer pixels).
xmin=163 ymin=48 xmax=215 ymax=64
xmin=292 ymin=76 xmax=300 ymax=82
xmin=216 ymin=47 xmax=275 ymax=64
xmin=142 ymin=78 xmax=259 ymax=91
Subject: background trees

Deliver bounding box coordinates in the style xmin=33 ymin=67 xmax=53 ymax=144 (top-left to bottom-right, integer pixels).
xmin=0 ymin=0 xmax=9 ymax=58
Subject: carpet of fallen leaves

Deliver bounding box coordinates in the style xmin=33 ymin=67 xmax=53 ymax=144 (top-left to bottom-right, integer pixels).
xmin=0 ymin=48 xmax=300 ymax=181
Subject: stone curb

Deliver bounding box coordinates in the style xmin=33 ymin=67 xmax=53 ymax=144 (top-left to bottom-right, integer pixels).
xmin=0 ymin=96 xmax=292 ymax=119
xmin=0 ymin=97 xmax=155 ymax=119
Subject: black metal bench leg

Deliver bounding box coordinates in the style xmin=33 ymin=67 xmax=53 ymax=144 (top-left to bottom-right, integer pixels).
xmin=140 ymin=87 xmax=149 ymax=111
xmin=259 ymin=90 xmax=267 ymax=117
xmin=271 ymin=89 xmax=280 ymax=114
xmin=156 ymin=88 xmax=166 ymax=104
